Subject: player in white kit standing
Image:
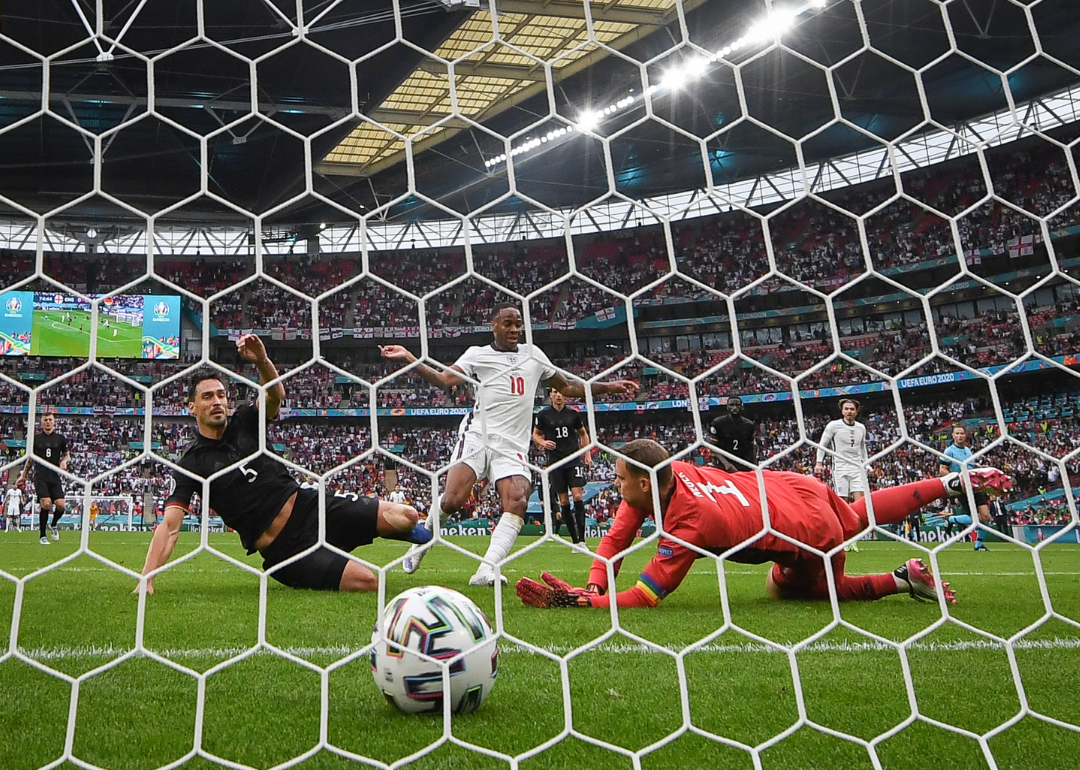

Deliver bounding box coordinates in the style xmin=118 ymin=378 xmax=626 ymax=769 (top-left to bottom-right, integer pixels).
xmin=387 ymin=485 xmax=408 ymax=506
xmin=814 ymin=398 xmax=870 ymax=551
xmin=380 ymin=304 xmax=637 ymax=586
xmin=4 ymin=483 xmax=23 ymax=532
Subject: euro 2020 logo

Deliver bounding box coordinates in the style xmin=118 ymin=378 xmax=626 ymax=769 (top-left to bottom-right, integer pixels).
xmin=5 ymin=297 xmax=21 ymax=314
xmin=154 ymin=301 xmax=170 ymax=318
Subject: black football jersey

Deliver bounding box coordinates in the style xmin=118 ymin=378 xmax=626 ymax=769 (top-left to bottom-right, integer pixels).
xmin=32 ymin=431 xmax=68 ymax=476
xmin=707 ymin=414 xmax=757 ymax=466
xmin=165 ymin=403 xmax=299 ymax=553
xmin=535 ymin=405 xmax=585 ymax=462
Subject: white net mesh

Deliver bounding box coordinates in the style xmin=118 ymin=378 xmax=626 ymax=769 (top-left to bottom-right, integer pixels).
xmin=2 ymin=0 xmax=1080 ymax=768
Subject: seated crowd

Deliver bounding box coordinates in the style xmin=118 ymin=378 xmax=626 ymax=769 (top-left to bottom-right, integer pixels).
xmin=4 ymin=138 xmax=1076 ymax=338
xmin=1 ymin=385 xmax=1077 ymax=530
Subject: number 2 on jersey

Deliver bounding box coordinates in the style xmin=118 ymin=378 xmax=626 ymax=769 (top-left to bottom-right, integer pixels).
xmin=509 ymin=375 xmax=525 ymax=395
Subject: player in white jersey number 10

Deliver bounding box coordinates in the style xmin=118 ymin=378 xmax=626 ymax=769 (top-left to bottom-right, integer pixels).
xmin=380 ymin=304 xmax=638 ymax=586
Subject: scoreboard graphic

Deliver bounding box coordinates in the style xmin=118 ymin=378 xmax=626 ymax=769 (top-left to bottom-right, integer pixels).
xmin=0 ymin=292 xmax=180 ymax=359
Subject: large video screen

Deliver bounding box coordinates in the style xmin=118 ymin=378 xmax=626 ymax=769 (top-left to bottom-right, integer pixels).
xmin=0 ymin=292 xmax=180 ymax=359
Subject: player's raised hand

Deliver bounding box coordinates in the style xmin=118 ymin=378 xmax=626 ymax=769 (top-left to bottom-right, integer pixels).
xmin=516 ymin=576 xmax=593 ymax=608
xmin=235 ymin=333 xmax=268 ymax=364
xmin=606 ymin=380 xmax=639 ymax=397
xmin=379 ymin=344 xmax=416 ymax=363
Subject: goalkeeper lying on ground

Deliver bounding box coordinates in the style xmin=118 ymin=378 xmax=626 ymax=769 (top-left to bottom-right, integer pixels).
xmin=516 ymin=438 xmax=1010 ymax=609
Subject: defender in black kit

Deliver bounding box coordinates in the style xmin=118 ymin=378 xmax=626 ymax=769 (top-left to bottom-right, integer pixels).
xmin=533 ymin=388 xmax=592 ymax=544
xmin=707 ymin=396 xmax=758 ymax=470
xmin=136 ymin=334 xmax=431 ymax=593
xmin=17 ymin=411 xmax=71 ymax=545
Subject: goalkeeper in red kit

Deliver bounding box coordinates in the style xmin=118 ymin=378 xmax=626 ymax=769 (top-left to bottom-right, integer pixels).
xmin=516 ymin=439 xmax=1011 ymax=609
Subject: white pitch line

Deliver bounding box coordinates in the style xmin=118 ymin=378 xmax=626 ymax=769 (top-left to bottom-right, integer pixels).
xmin=940 ymin=571 xmax=1080 ymax=577
xmin=4 ymin=567 xmax=1080 ymax=577
xmin=14 ymin=637 xmax=1080 ymax=662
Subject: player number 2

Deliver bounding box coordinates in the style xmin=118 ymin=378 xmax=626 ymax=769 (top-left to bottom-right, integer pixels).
xmin=509 ymin=375 xmax=525 ymax=395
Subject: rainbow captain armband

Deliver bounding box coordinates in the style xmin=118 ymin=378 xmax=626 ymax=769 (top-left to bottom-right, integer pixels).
xmin=635 ymin=574 xmax=667 ymax=607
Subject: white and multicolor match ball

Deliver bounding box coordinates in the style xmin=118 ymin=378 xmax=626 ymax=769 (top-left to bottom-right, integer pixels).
xmin=370 ymin=586 xmax=498 ymax=714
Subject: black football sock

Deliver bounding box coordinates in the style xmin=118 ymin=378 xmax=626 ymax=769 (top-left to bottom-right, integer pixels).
xmin=559 ymin=503 xmax=572 ymax=539
xmin=51 ymin=507 xmax=63 ymax=527
xmin=39 ymin=506 xmax=49 ymax=538
xmin=562 ymin=503 xmax=580 ymax=541
xmin=574 ymin=500 xmax=587 ymax=544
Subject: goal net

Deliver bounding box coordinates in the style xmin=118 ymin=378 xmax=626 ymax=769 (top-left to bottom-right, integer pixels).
xmin=0 ymin=1 xmax=1078 ymax=769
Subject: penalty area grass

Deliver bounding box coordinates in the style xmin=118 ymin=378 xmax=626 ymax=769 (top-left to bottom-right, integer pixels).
xmin=1 ymin=533 xmax=1078 ymax=770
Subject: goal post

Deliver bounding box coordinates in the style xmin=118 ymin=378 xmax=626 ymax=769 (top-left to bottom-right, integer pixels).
xmin=59 ymin=495 xmax=137 ymax=532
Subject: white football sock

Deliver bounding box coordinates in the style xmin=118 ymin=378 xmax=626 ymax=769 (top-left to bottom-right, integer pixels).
xmin=478 ymin=512 xmax=523 ymax=571
xmin=427 ymin=495 xmax=442 ymax=530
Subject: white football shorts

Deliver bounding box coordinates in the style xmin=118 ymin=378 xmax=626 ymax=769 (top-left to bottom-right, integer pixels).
xmin=832 ymin=469 xmax=866 ymax=498
xmin=451 ymin=432 xmax=530 ymax=487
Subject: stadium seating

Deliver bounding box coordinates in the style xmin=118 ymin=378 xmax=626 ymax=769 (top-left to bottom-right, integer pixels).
xmin=4 ymin=139 xmax=1080 ymax=532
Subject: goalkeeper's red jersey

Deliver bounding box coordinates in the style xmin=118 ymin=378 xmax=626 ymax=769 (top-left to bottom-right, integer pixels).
xmin=587 ymin=461 xmax=860 ymax=608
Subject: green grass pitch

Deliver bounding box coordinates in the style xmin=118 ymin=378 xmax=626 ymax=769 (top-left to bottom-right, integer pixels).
xmin=29 ymin=309 xmax=142 ymax=357
xmin=2 ymin=534 xmax=1078 ymax=770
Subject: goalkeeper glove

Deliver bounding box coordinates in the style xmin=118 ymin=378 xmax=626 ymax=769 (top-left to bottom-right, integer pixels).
xmin=538 ymin=571 xmax=604 ymax=595
xmin=516 ymin=574 xmax=595 ymax=608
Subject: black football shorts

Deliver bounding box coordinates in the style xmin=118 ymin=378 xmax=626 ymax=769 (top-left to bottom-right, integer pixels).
xmin=260 ymin=487 xmax=380 ymax=591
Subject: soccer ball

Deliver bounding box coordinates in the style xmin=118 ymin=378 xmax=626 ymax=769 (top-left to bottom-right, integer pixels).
xmin=370 ymin=585 xmax=498 ymax=714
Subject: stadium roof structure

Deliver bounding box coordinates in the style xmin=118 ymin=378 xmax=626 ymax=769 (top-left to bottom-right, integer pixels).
xmin=0 ymin=0 xmax=1078 ymax=232
xmin=317 ymin=0 xmax=714 ymax=179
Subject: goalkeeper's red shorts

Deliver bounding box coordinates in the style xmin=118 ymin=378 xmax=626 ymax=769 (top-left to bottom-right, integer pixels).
xmin=762 ymin=473 xmax=858 ymax=600
xmin=768 ymin=554 xmax=848 ymax=600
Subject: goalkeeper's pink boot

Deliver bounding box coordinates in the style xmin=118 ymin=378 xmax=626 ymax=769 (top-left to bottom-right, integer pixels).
xmin=894 ymin=558 xmax=956 ymax=604
xmin=942 ymin=468 xmax=1011 ymax=498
